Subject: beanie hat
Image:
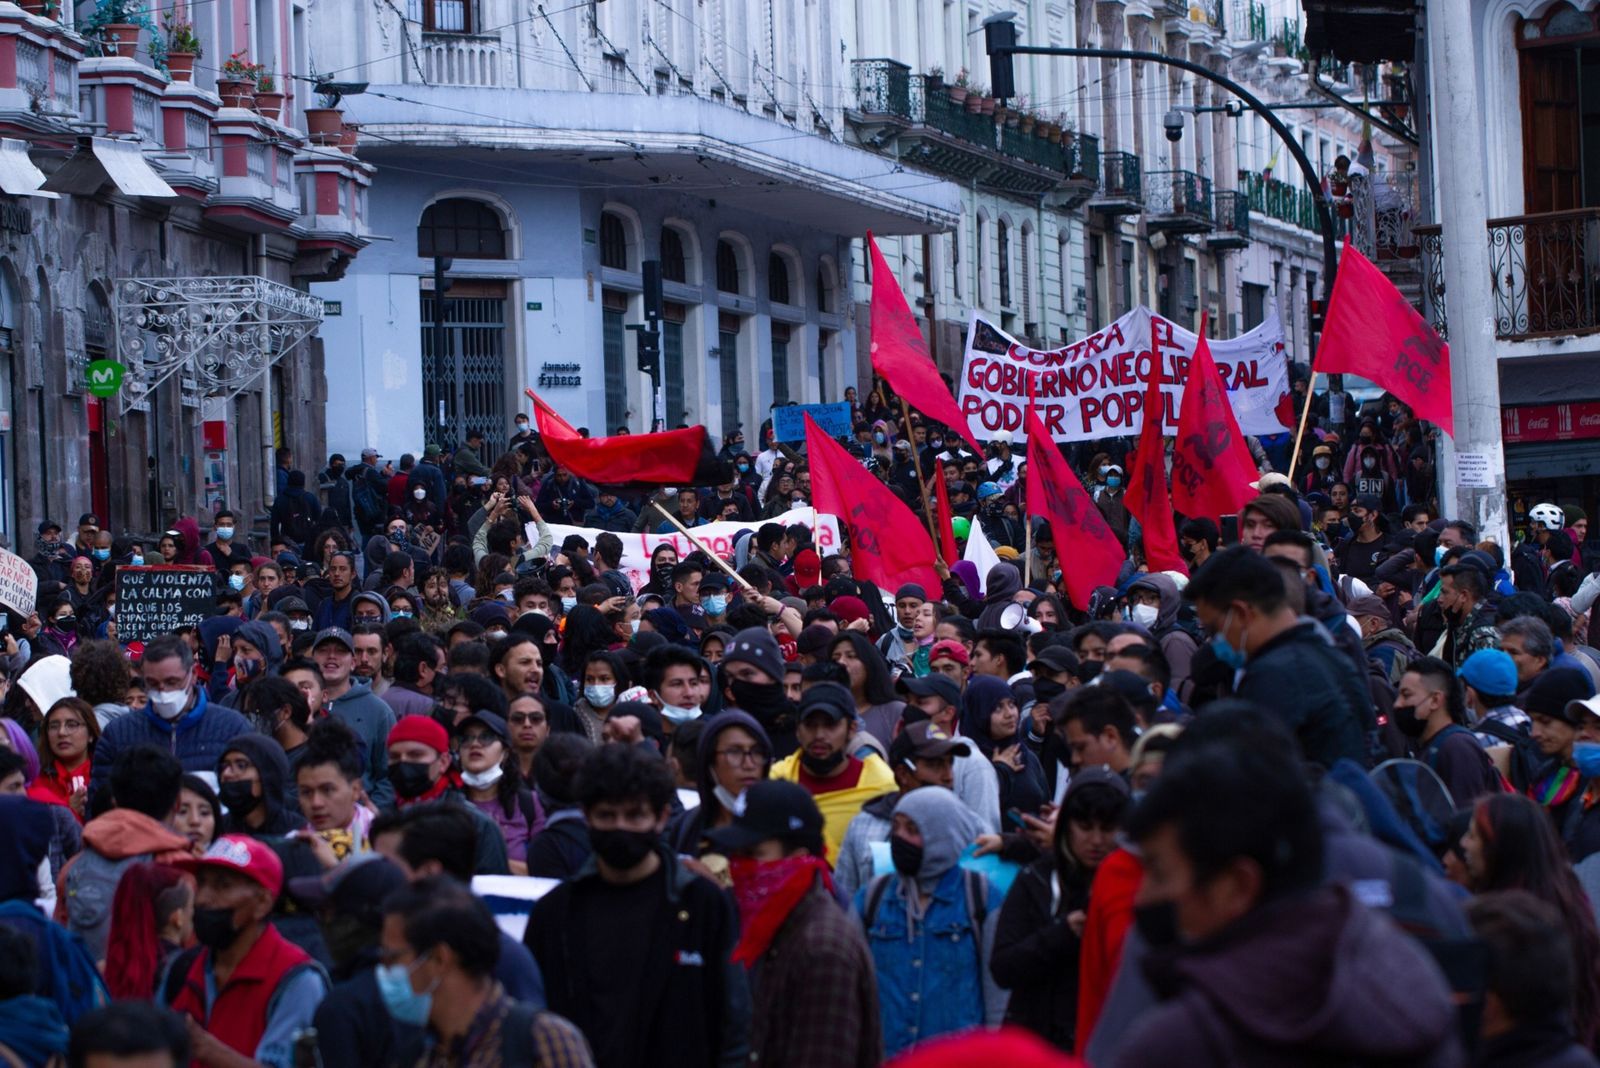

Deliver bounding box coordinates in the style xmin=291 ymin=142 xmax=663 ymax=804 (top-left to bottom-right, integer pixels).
xmin=1524 ymin=667 xmax=1597 ymax=725
xmin=387 ymin=714 xmax=449 ymax=754
xmin=721 ymin=627 xmax=786 ymax=684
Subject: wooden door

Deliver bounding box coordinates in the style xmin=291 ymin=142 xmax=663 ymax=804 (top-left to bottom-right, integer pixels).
xmin=1522 ymin=47 xmax=1582 ymax=213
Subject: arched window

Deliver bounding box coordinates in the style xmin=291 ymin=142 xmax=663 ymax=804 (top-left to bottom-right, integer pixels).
xmin=417 ymin=198 xmax=507 ymax=259
xmin=599 ymin=212 xmax=629 ymax=270
xmin=768 ymin=252 xmax=791 ymax=304
xmin=816 ymin=260 xmax=835 ymax=313
xmin=661 ymin=227 xmax=688 ymax=282
xmin=997 ymin=220 xmax=1012 ymax=307
xmin=1020 ymin=227 xmax=1033 ymax=324
xmin=716 ymin=240 xmax=741 ymax=293
xmin=975 ymin=216 xmax=988 ymax=303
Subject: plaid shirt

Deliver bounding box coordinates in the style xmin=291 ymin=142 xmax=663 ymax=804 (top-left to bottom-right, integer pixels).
xmin=415 ymin=984 xmax=593 ymax=1068
xmin=749 ymin=882 xmax=881 ymax=1068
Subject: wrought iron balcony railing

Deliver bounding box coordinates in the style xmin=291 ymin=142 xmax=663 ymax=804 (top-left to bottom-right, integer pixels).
xmin=1487 ymin=209 xmax=1600 ymax=340
xmin=853 ymin=58 xmax=912 ymax=121
xmin=1145 ymin=169 xmax=1213 ymax=229
xmin=1090 ymin=151 xmax=1143 ymax=211
xmin=1210 ymin=190 xmax=1251 ymax=247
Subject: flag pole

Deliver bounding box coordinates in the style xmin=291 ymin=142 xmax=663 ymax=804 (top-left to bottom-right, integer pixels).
xmin=652 ymin=503 xmax=759 ymax=594
xmin=897 ymin=396 xmax=945 ymax=564
xmin=1286 ymin=368 xmax=1320 ymax=484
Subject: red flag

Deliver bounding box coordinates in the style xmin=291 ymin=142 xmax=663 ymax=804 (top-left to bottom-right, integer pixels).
xmin=526 ymin=390 xmax=724 ymax=489
xmin=933 ymin=463 xmax=959 ymax=566
xmin=1126 ymin=370 xmax=1188 ymax=575
xmin=1315 ymin=238 xmax=1453 ymax=435
xmin=1024 ymin=405 xmax=1125 ymax=610
xmin=1168 ymin=322 xmax=1259 ymax=521
xmin=867 ymin=233 xmax=984 ymax=455
xmin=804 ymin=415 xmax=940 ymax=594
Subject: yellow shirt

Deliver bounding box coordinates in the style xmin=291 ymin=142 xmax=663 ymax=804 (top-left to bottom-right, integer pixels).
xmin=770 ymin=752 xmax=896 ymax=863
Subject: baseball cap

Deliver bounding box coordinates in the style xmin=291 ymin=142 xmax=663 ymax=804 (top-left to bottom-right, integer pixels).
xmin=699 ymin=574 xmax=731 ymax=594
xmin=703 ymin=780 xmax=824 ymax=854
xmin=1353 ymin=493 xmax=1383 ymax=513
xmin=1064 ymin=766 xmax=1131 ymax=805
xmin=36 ymin=519 xmax=60 ymax=535
xmin=797 ymin=681 xmax=854 ymax=723
xmin=1345 ymin=594 xmax=1391 ymax=621
xmin=599 ymin=570 xmax=633 ymax=600
xmin=423 ymin=443 xmax=442 ymax=459
xmin=287 ymin=853 xmax=406 ymax=912
xmin=456 ymin=710 xmax=508 ymax=743
xmin=276 ymin=596 xmax=311 ymax=616
xmin=929 ymin=639 xmax=969 ymax=666
xmin=1567 ymin=694 xmax=1600 ymax=724
xmin=175 ymin=834 xmax=285 ymax=898
xmin=388 ymin=714 xmax=450 ymax=754
xmin=888 ymin=721 xmax=971 ymax=767
xmin=312 ymin=627 xmax=354 ymax=653
xmin=897 ymin=673 xmax=962 ymax=709
xmin=1028 ymin=646 xmax=1080 ymax=676
xmin=796 ymin=624 xmax=834 ymax=659
xmin=77 ymin=513 xmax=99 ymax=527
xmin=1458 ymin=649 xmax=1518 ymax=700
xmin=1092 ymin=668 xmax=1158 ymax=710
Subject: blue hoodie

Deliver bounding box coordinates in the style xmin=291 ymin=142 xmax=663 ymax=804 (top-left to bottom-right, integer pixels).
xmin=87 ymin=686 xmax=252 ymax=798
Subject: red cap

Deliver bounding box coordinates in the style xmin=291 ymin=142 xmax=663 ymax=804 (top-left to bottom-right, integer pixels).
xmin=388 ymin=714 xmax=449 ymax=754
xmin=929 ymin=639 xmax=969 ymax=666
xmin=830 ymin=595 xmax=869 ymax=623
xmin=175 ymin=834 xmax=285 ymax=897
xmin=792 ymin=548 xmax=821 ymax=586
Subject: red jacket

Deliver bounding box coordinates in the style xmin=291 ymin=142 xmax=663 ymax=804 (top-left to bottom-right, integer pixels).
xmin=1075 ymin=846 xmax=1144 ymax=1055
xmin=170 ymin=924 xmax=313 ymax=1063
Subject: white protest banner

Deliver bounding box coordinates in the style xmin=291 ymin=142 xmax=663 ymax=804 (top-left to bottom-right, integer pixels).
xmin=533 ymin=506 xmax=842 ymax=593
xmin=956 ymin=306 xmax=1293 ymax=443
xmin=0 ymin=547 xmax=36 ymax=616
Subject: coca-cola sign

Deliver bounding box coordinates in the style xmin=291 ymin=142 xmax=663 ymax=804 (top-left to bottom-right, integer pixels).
xmin=1503 ymin=402 xmax=1600 ymax=443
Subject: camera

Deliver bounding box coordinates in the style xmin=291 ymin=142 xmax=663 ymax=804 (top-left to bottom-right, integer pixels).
xmin=1164 ymin=109 xmax=1184 ymax=143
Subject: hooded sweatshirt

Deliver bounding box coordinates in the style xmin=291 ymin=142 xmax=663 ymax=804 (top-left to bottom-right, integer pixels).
xmin=976 ymin=564 xmax=1023 ymax=630
xmin=1126 ymin=573 xmax=1198 ymax=703
xmin=171 ymin=517 xmax=214 ymax=567
xmin=52 ymin=808 xmax=194 ymax=954
xmin=218 ymin=733 xmax=306 ymax=837
xmin=959 ymin=676 xmax=1048 ymax=815
xmin=671 ymin=711 xmax=774 ymax=857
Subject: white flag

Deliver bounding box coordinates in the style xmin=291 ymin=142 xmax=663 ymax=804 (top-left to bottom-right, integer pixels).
xmin=963 ymin=515 xmax=1002 ymax=594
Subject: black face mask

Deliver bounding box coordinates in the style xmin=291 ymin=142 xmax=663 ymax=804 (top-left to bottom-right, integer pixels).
xmin=889 ymin=836 xmax=924 ymax=879
xmin=192 ymin=906 xmax=244 ymax=951
xmin=589 ymin=828 xmax=658 ymax=870
xmin=729 ymin=676 xmax=785 ymax=716
xmin=1391 ymin=702 xmax=1428 ymax=738
xmin=1133 ymin=900 xmax=1180 ymax=950
xmin=388 ymin=761 xmax=436 ymax=800
xmin=1033 ymin=678 xmax=1067 ymax=704
xmin=799 ymin=748 xmax=846 ymax=776
xmin=218 ymin=780 xmax=261 ymax=816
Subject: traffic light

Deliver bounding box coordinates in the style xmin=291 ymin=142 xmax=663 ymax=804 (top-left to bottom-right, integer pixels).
xmin=432 ymin=255 xmax=453 ymax=295
xmin=642 ymin=259 xmax=662 ymax=322
xmin=984 ymin=15 xmax=1017 ymax=101
xmin=1309 ymin=297 xmax=1325 ymax=334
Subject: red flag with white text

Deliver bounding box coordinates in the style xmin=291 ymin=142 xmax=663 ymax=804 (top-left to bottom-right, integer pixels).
xmin=805 ymin=415 xmax=941 ymax=594
xmin=1024 ymin=405 xmax=1125 ymax=610
xmin=1314 ymin=238 xmax=1453 ymax=435
xmin=1126 ymin=370 xmax=1188 ymax=575
xmin=1168 ymin=323 xmax=1259 ymax=521
xmin=868 ymin=232 xmax=984 ymax=454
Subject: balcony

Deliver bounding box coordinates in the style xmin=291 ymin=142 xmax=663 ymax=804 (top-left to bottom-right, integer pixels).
xmin=1208 ymin=191 xmax=1251 ymax=250
xmin=1089 ymin=151 xmax=1142 ymax=215
xmin=1144 ymin=169 xmax=1213 ymax=234
xmin=1239 ymin=169 xmax=1320 ymax=231
xmin=413 ymin=31 xmax=506 ymax=88
xmin=0 ymin=6 xmax=82 ymax=140
xmin=1053 ymin=133 xmax=1099 ymax=209
xmin=1414 ymin=223 xmax=1446 ymax=340
xmin=848 ymin=59 xmax=1093 ymax=198
xmin=293 ymin=146 xmax=375 ymax=282
xmin=1487 ymin=210 xmax=1600 ymax=341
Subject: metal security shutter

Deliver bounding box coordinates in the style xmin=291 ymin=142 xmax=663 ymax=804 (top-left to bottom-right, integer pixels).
xmin=420 ymin=280 xmax=507 ymax=453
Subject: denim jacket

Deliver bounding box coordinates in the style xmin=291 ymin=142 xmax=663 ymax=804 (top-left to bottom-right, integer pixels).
xmin=853 ymin=866 xmax=1007 ymax=1058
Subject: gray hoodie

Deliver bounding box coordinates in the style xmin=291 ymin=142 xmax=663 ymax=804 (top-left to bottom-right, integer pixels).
xmin=1127 ymin=572 xmax=1197 ymax=703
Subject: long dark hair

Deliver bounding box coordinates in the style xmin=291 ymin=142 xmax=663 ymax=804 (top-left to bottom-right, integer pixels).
xmin=561 ymin=605 xmax=615 ymax=676
xmin=828 ymin=629 xmax=899 ymax=706
xmin=1473 ymin=793 xmax=1600 ymax=1044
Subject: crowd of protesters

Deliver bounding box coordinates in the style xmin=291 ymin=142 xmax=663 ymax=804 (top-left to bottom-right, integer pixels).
xmin=0 ymin=371 xmax=1598 ymax=1068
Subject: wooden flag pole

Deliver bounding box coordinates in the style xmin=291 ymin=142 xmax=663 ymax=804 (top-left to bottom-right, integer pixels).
xmin=1285 ymin=370 xmax=1320 ymax=484
xmin=652 ymin=502 xmax=758 ymax=594
xmin=898 ymin=396 xmax=945 ymax=564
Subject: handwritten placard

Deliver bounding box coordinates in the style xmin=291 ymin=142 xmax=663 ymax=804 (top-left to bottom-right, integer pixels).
xmin=115 ymin=565 xmax=217 ymax=642
xmin=0 ymin=547 xmax=37 ymax=616
xmin=772 ymin=401 xmax=853 ymax=443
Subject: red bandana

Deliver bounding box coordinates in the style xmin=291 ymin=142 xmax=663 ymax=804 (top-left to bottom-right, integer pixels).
xmin=728 ymin=855 xmax=833 ymax=965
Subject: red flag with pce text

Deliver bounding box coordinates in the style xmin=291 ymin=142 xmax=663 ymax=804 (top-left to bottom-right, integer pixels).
xmin=867 ymin=232 xmax=985 ymax=455
xmin=1314 ymin=238 xmax=1453 ymax=435
xmin=1127 ymin=369 xmax=1188 ymax=575
xmin=1169 ymin=320 xmax=1259 ymax=521
xmin=804 ymin=415 xmax=941 ymax=594
xmin=1024 ymin=405 xmax=1125 ymax=610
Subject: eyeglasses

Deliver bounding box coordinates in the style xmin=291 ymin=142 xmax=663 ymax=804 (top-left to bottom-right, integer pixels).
xmin=48 ymin=720 xmax=85 ymax=733
xmin=508 ymin=714 xmax=546 ymax=727
xmin=458 ymin=731 xmax=500 ymax=747
xmin=715 ymin=747 xmax=765 ymax=765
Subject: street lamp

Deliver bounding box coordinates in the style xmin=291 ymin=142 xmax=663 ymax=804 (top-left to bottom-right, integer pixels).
xmin=984 ymin=13 xmax=1339 ymax=320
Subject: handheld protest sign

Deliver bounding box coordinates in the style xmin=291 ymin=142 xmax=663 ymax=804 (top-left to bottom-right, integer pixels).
xmin=114 ymin=565 xmax=217 ymax=642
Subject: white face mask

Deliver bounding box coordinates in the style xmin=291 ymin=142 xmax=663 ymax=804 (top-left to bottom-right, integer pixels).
xmin=1130 ymin=602 xmax=1160 ymax=628
xmin=289 ymin=619 xmax=310 ymax=631
xmin=659 ymin=699 xmax=702 ymax=724
xmin=413 ymin=488 xmax=427 ymax=500
xmin=461 ymin=765 xmax=504 ymax=789
xmin=148 ymin=687 xmax=190 ymax=721
xmin=1315 ymin=457 xmax=1331 ymax=470
xmin=584 ymin=684 xmax=616 ymax=708
xmin=713 ymin=784 xmax=746 ymax=813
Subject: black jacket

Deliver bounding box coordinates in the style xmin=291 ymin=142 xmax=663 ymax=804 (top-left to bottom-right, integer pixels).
xmin=314 ymin=961 xmax=422 ymax=1068
xmin=524 ymin=810 xmax=590 ymax=880
xmin=1234 ymin=621 xmax=1372 ymax=770
xmin=526 ymin=847 xmax=750 ymax=1068
xmin=991 ymin=855 xmax=1091 ymax=1050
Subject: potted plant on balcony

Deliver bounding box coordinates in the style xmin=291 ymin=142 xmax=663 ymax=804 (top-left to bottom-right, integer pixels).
xmin=948 ymin=67 xmax=969 ymax=107
xmin=163 ymin=17 xmax=200 ymax=81
xmin=976 ymin=86 xmax=995 ymax=115
xmin=338 ymin=120 xmax=360 ymax=154
xmin=19 ymin=0 xmax=60 ymax=21
xmin=304 ymin=86 xmax=344 ymax=145
xmin=253 ymin=72 xmax=285 ymax=120
xmin=926 ymin=65 xmax=944 ymax=91
xmin=218 ymin=52 xmax=260 ymax=108
xmin=83 ymin=0 xmax=148 ymax=59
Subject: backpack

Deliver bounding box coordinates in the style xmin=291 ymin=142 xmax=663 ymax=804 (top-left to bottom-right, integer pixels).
xmin=1474 ymin=718 xmax=1543 ymax=795
xmin=863 ymin=868 xmax=990 ymax=976
xmin=352 ymin=471 xmax=386 ymax=531
xmin=281 ymin=491 xmax=316 ymax=548
xmin=63 ymin=849 xmax=151 ymax=961
xmin=0 ymin=900 xmax=108 ymax=1024
xmin=1369 ymin=758 xmax=1457 ymax=853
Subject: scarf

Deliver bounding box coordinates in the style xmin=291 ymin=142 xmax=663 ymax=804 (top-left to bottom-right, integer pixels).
xmin=728 ymin=855 xmax=833 ymax=966
xmin=1535 ymin=763 xmax=1582 ymax=809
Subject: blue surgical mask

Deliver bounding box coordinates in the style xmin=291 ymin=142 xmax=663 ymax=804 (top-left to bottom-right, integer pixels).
xmin=1106 ymin=475 xmax=1122 ymax=489
xmin=702 ymin=594 xmax=727 ymax=616
xmin=874 ymin=432 xmax=886 ymax=445
xmin=129 ymin=554 xmax=144 ymax=566
xmin=392 ymin=610 xmax=413 ymax=620
xmin=228 ymin=574 xmax=246 ymax=591
xmin=1574 ymin=742 xmax=1600 ymax=777
xmin=1434 ymin=545 xmax=1447 ymax=567
xmin=375 ymin=957 xmax=434 ymax=1027
xmin=215 ymin=526 xmax=234 ymax=540
xmin=1208 ymin=610 xmax=1247 ymax=671
xmin=584 ymin=683 xmax=616 ymax=708
xmin=560 ymin=595 xmax=577 ymax=613
xmin=91 ymin=548 xmax=109 ymax=561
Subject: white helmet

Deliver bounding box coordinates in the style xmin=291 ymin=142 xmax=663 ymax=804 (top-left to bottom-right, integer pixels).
xmin=1529 ymin=502 xmax=1565 ymax=531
